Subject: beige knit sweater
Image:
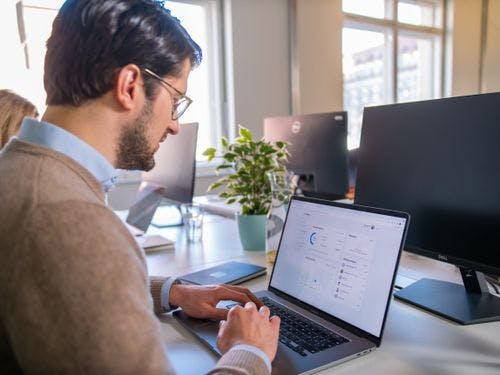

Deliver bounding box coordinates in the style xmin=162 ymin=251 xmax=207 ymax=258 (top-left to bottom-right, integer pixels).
xmin=0 ymin=139 xmax=268 ymax=375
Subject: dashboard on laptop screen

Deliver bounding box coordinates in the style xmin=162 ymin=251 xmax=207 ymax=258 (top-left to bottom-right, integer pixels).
xmin=270 ymin=199 xmax=407 ymax=337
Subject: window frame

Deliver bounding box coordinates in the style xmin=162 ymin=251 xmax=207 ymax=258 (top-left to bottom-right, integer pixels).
xmin=343 ymin=0 xmax=446 ymax=103
xmin=165 ymin=0 xmax=226 ymax=166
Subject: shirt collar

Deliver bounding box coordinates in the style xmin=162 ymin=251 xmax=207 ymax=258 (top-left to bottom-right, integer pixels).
xmin=18 ymin=117 xmax=118 ymax=192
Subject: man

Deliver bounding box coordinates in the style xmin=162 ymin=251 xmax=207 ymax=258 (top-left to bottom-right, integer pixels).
xmin=0 ymin=0 xmax=280 ymax=373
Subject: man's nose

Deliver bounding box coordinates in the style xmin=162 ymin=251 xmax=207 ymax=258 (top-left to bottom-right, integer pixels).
xmin=169 ymin=119 xmax=180 ymax=135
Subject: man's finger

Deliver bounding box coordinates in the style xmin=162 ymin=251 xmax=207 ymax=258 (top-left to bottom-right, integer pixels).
xmin=244 ymin=301 xmax=256 ymax=310
xmin=210 ymin=308 xmax=230 ymax=321
xmin=222 ymin=285 xmax=263 ymax=308
xmin=259 ymin=305 xmax=270 ymax=319
xmin=270 ymin=315 xmax=281 ymax=328
xmin=215 ymin=286 xmax=252 ymax=305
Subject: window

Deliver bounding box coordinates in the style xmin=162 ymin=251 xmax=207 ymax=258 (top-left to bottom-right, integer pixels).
xmin=342 ymin=0 xmax=445 ymax=149
xmin=7 ymin=0 xmax=223 ymax=161
xmin=165 ymin=1 xmax=224 ymax=160
xmin=9 ymin=0 xmax=64 ymax=111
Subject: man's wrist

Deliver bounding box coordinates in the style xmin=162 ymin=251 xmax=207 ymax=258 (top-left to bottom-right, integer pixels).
xmin=160 ymin=278 xmax=181 ymax=311
xmin=169 ymin=281 xmax=183 ymax=308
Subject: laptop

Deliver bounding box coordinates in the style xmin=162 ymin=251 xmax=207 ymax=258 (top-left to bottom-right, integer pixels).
xmin=174 ymin=196 xmax=409 ymax=374
xmin=124 ymin=182 xmax=174 ymax=251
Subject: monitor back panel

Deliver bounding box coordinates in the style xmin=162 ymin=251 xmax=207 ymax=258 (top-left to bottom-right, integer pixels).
xmin=264 ymin=112 xmax=349 ymax=199
xmin=142 ymin=122 xmax=198 ymax=204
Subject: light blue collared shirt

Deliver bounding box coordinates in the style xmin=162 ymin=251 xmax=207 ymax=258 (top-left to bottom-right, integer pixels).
xmin=17 ymin=117 xmax=118 ymax=192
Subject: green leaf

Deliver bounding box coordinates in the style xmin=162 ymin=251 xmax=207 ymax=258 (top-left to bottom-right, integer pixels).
xmin=221 ymin=137 xmax=228 ymax=148
xmin=202 ymin=147 xmax=216 ymax=161
xmin=239 ymin=126 xmax=253 ymax=141
xmin=207 ymin=181 xmax=222 ymax=191
xmin=222 ymin=152 xmax=237 ymax=162
xmin=215 ymin=164 xmax=233 ymax=171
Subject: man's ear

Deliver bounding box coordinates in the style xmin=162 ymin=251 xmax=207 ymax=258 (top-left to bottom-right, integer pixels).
xmin=115 ymin=64 xmax=142 ymax=111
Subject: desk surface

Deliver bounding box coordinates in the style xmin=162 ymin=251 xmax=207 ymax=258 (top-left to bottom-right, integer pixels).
xmin=145 ymin=214 xmax=500 ymax=375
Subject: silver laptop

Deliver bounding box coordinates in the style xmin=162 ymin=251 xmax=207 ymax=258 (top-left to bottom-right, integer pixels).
xmin=174 ymin=196 xmax=409 ymax=374
xmin=125 ymin=182 xmax=165 ymax=235
xmin=124 ymin=182 xmax=174 ymax=251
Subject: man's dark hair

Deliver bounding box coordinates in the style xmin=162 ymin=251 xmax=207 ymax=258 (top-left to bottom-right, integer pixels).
xmin=44 ymin=0 xmax=202 ymax=106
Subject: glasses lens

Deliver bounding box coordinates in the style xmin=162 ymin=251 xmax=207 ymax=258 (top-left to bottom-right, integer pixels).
xmin=173 ymin=98 xmax=191 ymax=120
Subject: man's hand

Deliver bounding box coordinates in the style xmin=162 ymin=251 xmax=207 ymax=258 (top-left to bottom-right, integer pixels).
xmin=169 ymin=284 xmax=263 ymax=320
xmin=217 ymin=302 xmax=281 ymax=362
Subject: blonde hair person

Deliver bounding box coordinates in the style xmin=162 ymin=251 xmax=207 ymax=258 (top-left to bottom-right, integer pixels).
xmin=0 ymin=89 xmax=38 ymax=148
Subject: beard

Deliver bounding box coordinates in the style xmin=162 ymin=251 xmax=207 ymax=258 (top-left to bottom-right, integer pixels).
xmin=115 ymin=100 xmax=156 ymax=171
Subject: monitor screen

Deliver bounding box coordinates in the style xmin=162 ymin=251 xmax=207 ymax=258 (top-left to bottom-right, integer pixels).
xmin=264 ymin=112 xmax=349 ymax=200
xmin=355 ymin=92 xmax=500 ymax=324
xmin=142 ymin=122 xmax=198 ymax=204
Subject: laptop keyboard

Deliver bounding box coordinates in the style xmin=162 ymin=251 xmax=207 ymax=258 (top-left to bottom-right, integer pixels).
xmin=261 ymin=297 xmax=349 ymax=357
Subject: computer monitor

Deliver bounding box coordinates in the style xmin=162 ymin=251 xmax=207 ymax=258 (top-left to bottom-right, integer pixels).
xmin=142 ymin=122 xmax=198 ymax=226
xmin=355 ymin=92 xmax=500 ymax=324
xmin=263 ymin=112 xmax=349 ymax=200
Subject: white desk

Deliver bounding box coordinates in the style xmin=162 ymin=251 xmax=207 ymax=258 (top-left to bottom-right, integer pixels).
xmin=145 ymin=214 xmax=500 ymax=375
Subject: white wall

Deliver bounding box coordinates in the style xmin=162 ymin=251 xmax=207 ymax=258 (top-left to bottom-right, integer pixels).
xmin=482 ymin=0 xmax=500 ymax=93
xmin=292 ymin=0 xmax=343 ymax=114
xmin=449 ymin=0 xmax=500 ymax=95
xmin=224 ymin=0 xmax=291 ymax=139
xmin=450 ymin=0 xmax=483 ymax=95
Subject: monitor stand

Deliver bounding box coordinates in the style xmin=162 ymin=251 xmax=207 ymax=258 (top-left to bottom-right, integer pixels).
xmin=394 ymin=268 xmax=500 ymax=325
xmin=151 ymin=203 xmax=183 ymax=227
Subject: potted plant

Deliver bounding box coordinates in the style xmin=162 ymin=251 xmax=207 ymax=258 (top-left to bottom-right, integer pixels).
xmin=203 ymin=125 xmax=288 ymax=250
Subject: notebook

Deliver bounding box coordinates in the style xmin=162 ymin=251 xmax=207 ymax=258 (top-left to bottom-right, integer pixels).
xmin=124 ymin=182 xmax=174 ymax=251
xmin=174 ymin=196 xmax=409 ymax=374
xmin=179 ymin=261 xmax=266 ymax=285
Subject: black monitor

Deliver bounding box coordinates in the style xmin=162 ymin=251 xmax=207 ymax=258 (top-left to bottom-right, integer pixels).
xmin=142 ymin=122 xmax=198 ymax=226
xmin=355 ymin=92 xmax=500 ymax=324
xmin=264 ymin=112 xmax=349 ymax=200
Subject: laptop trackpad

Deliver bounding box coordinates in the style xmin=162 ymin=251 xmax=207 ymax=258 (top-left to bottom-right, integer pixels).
xmin=173 ymin=310 xmax=221 ymax=356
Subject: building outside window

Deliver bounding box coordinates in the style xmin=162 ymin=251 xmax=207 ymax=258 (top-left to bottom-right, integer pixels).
xmin=342 ymin=0 xmax=445 ymax=149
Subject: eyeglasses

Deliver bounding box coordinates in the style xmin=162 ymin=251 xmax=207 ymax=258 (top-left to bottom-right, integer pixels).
xmin=142 ymin=68 xmax=193 ymax=121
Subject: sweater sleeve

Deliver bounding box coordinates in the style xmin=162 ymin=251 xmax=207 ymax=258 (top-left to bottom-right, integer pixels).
xmin=207 ymin=348 xmax=270 ymax=375
xmin=150 ymin=276 xmax=168 ymax=314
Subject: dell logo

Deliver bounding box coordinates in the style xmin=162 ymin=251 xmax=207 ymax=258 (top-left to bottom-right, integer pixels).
xmin=438 ymin=254 xmax=448 ymax=261
xmin=292 ymin=121 xmax=301 ymax=134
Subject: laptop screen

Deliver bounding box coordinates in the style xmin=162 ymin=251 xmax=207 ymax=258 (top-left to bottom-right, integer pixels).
xmin=270 ymin=198 xmax=408 ymax=337
xmin=126 ymin=182 xmax=165 ymax=232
